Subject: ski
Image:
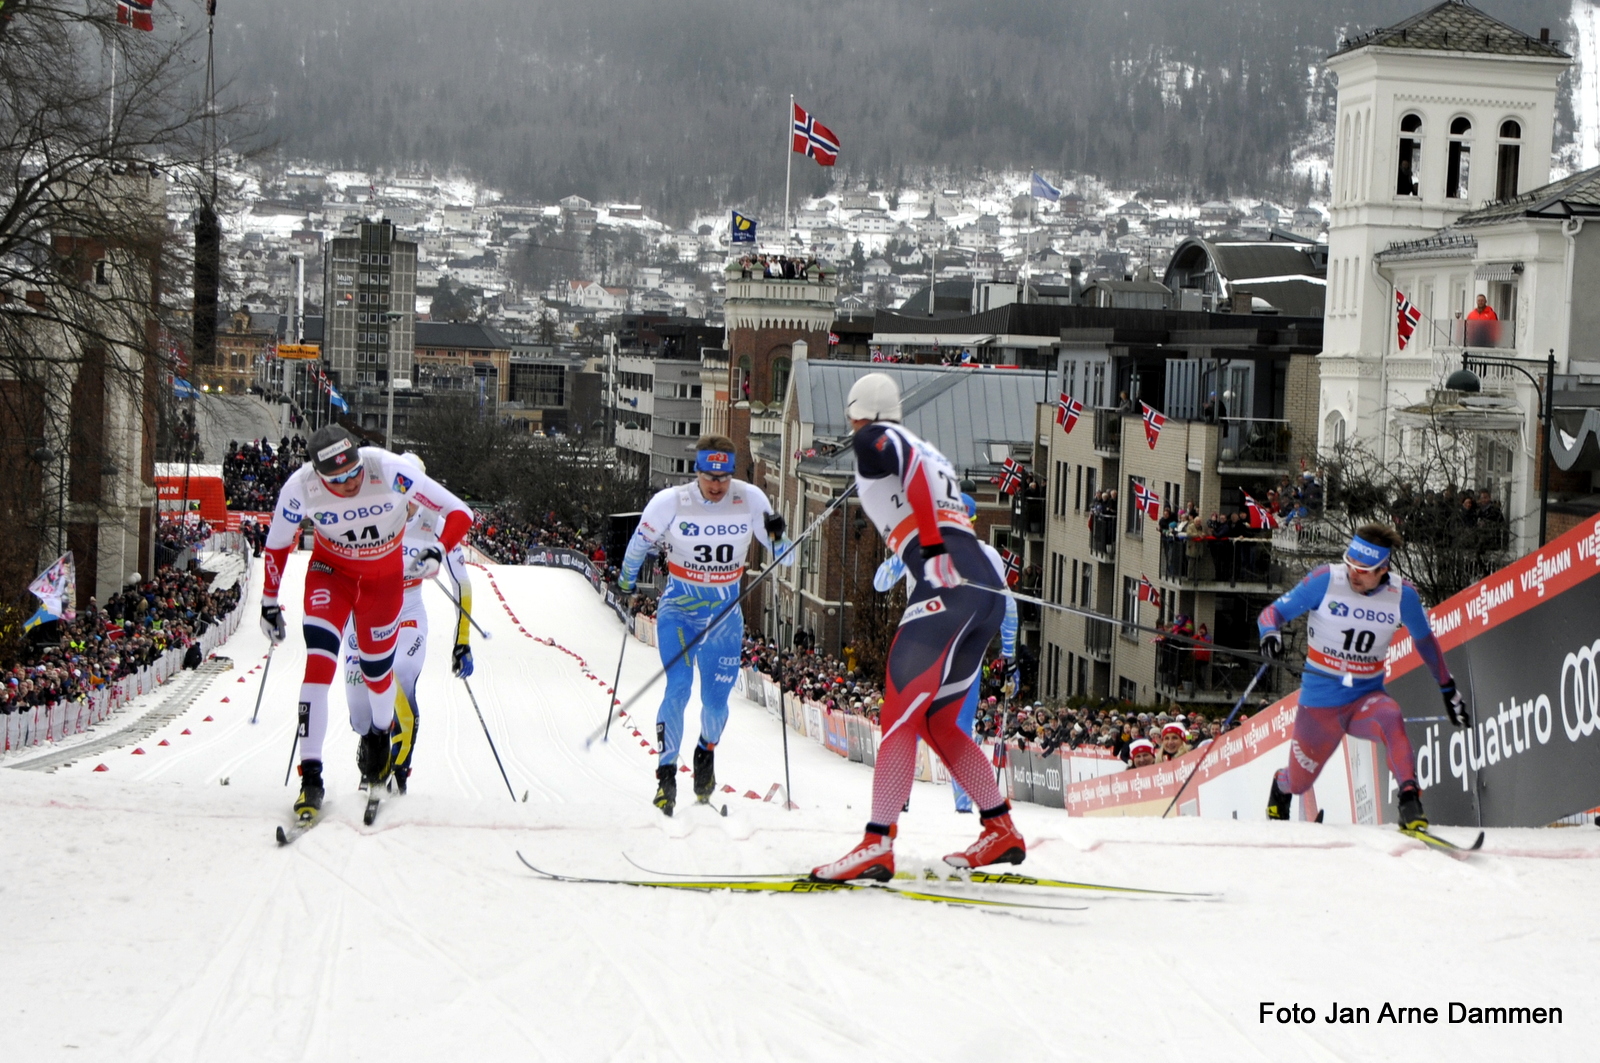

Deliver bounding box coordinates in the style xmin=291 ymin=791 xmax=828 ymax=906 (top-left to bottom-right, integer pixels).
xmin=276 ymin=816 xmax=319 ymax=846
xmin=363 ymin=793 xmax=381 ymax=826
xmin=516 ymin=853 xmax=1085 ymax=911
xmin=1399 ymin=826 xmax=1484 ymax=854
xmin=620 ymin=853 xmax=1208 ymax=898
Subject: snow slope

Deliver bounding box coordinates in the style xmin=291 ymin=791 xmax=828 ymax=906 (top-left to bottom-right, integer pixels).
xmin=2 ymin=556 xmax=1596 ymax=1062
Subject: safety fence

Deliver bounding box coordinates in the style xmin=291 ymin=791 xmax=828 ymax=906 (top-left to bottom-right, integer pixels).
xmin=2 ymin=542 xmax=252 ymax=757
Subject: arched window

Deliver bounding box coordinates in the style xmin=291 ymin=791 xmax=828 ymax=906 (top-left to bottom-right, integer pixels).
xmin=1396 ymin=113 xmax=1422 ymax=196
xmin=1447 ymin=116 xmax=1473 ymax=199
xmin=771 ymin=357 xmax=792 ymax=404
xmin=1496 ymin=119 xmax=1522 ymax=200
xmin=1324 ymin=410 xmax=1347 ymax=449
xmin=735 ymin=355 xmax=751 ymax=401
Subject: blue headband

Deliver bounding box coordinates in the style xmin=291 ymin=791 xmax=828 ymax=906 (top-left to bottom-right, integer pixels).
xmin=1345 ymin=535 xmax=1391 ymax=570
xmin=696 ymin=449 xmax=735 ymax=474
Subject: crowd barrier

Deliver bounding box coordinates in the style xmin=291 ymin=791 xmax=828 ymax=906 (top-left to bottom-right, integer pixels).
xmin=521 ymin=546 xmax=634 ymax=628
xmin=2 ymin=545 xmax=253 ymax=756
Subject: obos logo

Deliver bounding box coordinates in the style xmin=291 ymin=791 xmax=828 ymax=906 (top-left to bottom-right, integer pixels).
xmin=1328 ymin=601 xmax=1350 ymax=617
xmin=678 ymin=521 xmax=698 ymax=536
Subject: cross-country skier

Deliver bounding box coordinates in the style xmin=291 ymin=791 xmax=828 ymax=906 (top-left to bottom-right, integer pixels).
xmin=616 ymin=434 xmax=792 ymax=816
xmin=340 ymin=453 xmax=474 ymax=794
xmin=813 ymin=373 xmax=1024 ymax=881
xmin=872 ymin=493 xmax=1017 ymax=812
xmin=1257 ymin=523 xmax=1469 ymax=829
xmin=259 ymin=426 xmax=473 ymax=822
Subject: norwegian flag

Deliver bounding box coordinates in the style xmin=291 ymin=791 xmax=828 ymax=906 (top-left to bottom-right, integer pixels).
xmin=1137 ymin=574 xmax=1162 ymax=609
xmin=1133 ymin=481 xmax=1161 ymax=521
xmin=991 ymin=457 xmax=1024 ymax=496
xmin=793 ymin=103 xmax=840 ymax=166
xmin=1244 ymin=492 xmax=1280 ymax=530
xmin=1140 ymin=402 xmax=1166 ymax=449
xmin=999 ymin=549 xmax=1022 ymax=588
xmin=1056 ymin=393 xmax=1083 ymax=433
xmin=118 ymin=0 xmax=154 ymax=30
xmin=1395 ymin=290 xmax=1423 ymax=351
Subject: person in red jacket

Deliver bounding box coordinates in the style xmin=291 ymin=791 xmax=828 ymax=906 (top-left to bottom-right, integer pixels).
xmin=259 ymin=425 xmax=473 ymax=823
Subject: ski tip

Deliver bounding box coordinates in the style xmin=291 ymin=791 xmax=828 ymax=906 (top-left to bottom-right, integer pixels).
xmin=275 ymin=825 xmax=288 ymax=845
xmin=1469 ymin=831 xmax=1486 ymax=851
xmin=720 ymin=804 xmax=729 ymax=818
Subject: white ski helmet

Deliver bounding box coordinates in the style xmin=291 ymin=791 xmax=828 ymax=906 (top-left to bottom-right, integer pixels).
xmin=846 ymin=372 xmax=902 ymax=423
xmin=399 ymin=450 xmax=427 ymax=474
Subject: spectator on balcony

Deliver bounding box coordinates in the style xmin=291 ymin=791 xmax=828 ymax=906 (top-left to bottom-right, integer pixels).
xmin=1157 ymin=721 xmax=1191 ymax=761
xmin=1201 ymin=391 xmax=1227 ymax=426
xmin=1114 ymin=389 xmax=1134 ymax=416
xmin=1128 ymin=737 xmax=1157 ymax=769
xmin=1467 ymin=293 xmax=1498 ymax=321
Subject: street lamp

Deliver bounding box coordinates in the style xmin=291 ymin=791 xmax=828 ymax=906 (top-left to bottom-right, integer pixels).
xmin=1445 ymin=348 xmax=1557 ymax=546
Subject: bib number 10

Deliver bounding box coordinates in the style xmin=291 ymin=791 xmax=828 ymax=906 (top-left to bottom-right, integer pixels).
xmin=1339 ymin=628 xmax=1376 ymax=653
xmin=693 ymin=544 xmax=736 ymax=564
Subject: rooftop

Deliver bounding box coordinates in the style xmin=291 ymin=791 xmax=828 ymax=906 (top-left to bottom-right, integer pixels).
xmin=1333 ymin=1 xmax=1568 ymax=60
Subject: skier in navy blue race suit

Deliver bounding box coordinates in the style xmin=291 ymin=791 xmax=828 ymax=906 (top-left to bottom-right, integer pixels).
xmin=618 ymin=434 xmax=792 ymax=815
xmin=1257 ymin=522 xmax=1469 ymax=829
xmin=873 ymin=493 xmax=1017 ymax=812
xmin=813 ymin=373 xmax=1026 ymax=882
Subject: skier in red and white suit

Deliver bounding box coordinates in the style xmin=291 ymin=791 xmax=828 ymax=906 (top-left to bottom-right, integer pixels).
xmin=259 ymin=426 xmax=472 ymax=821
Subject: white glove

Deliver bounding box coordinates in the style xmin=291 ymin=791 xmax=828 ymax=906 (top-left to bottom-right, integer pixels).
xmin=873 ymin=554 xmax=907 ymax=592
xmin=407 ymin=546 xmax=443 ymax=581
xmin=771 ymin=538 xmax=798 ymax=567
xmin=920 ymin=546 xmax=963 ymax=589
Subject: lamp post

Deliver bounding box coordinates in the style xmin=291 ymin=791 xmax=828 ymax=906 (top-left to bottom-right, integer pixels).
xmin=1445 ymin=348 xmax=1557 ymax=546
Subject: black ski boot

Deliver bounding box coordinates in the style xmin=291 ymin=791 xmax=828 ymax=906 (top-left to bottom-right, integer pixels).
xmin=1266 ymin=776 xmax=1292 ymax=820
xmin=653 ymin=763 xmax=678 ymax=817
xmin=294 ymin=760 xmax=324 ymax=823
xmin=692 ymin=743 xmax=716 ymax=803
xmin=1397 ymin=781 xmax=1428 ymax=831
xmin=358 ymin=728 xmax=391 ymax=788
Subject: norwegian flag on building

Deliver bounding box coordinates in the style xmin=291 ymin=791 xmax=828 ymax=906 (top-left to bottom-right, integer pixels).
xmin=1244 ymin=492 xmax=1280 ymax=530
xmin=1395 ymin=290 xmax=1423 ymax=351
xmin=792 ymin=103 xmax=840 ymax=166
xmin=999 ymin=549 xmax=1022 ymax=588
xmin=1056 ymin=393 xmax=1083 ymax=433
xmin=1133 ymin=481 xmax=1161 ymax=521
xmin=1140 ymin=401 xmax=1166 ymax=449
xmin=991 ymin=457 xmax=1024 ymax=496
xmin=118 ymin=0 xmax=154 ymax=30
xmin=1137 ymin=574 xmax=1162 ymax=609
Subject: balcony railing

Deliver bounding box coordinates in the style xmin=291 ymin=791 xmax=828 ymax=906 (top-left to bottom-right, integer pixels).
xmin=1159 ymin=534 xmax=1284 ymax=587
xmin=1154 ymin=642 xmax=1283 ymax=701
xmin=1093 ymin=407 xmax=1121 ymax=453
xmin=1216 ymin=417 xmax=1291 ymax=469
xmin=1011 ymin=495 xmax=1046 ymax=537
xmin=1437 ymin=316 xmax=1515 ymax=350
xmin=1089 ymin=512 xmax=1117 ymax=559
xmin=1084 ymin=617 xmax=1113 ymax=660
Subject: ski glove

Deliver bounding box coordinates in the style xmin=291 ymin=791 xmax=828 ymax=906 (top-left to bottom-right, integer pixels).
xmin=771 ymin=538 xmax=798 ymax=567
xmin=873 ymin=554 xmax=907 ymax=592
xmin=764 ymin=512 xmax=787 ymax=542
xmin=260 ymin=604 xmax=286 ymax=645
xmin=920 ymin=543 xmax=962 ymax=589
xmin=1441 ymin=680 xmax=1470 ymax=727
xmin=1260 ymin=630 xmax=1284 ymax=660
xmin=452 ymin=643 xmax=474 ymax=679
xmin=407 ymin=546 xmax=443 ymax=582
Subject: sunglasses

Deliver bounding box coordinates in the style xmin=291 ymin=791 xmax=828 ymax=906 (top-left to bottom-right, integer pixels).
xmin=699 ymin=472 xmax=731 ymax=483
xmin=323 ymin=464 xmax=364 ymax=484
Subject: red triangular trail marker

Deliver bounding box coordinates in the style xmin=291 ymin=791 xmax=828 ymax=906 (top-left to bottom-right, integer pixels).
xmin=132 ymin=748 xmax=146 ymax=755
xmin=220 ymin=697 xmax=230 ymax=703
xmin=679 ymin=764 xmax=691 ymax=773
xmin=743 ymin=790 xmax=761 ymax=800
xmin=158 ymin=739 xmax=170 ymax=746
xmin=203 ymin=716 xmax=214 ymax=722
xmin=93 ymin=764 xmax=109 ymax=772
xmin=721 ymin=784 xmax=737 ymax=793
xmin=181 ymin=729 xmax=192 ymax=735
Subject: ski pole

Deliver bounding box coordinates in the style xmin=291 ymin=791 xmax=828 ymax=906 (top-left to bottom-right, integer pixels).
xmin=282 ymin=726 xmax=300 ymax=787
xmin=600 ymin=616 xmax=630 ymax=743
xmin=1405 ymin=714 xmax=1450 ymax=723
xmin=583 ymin=483 xmax=858 ymax=749
xmin=430 ymin=576 xmax=494 ymax=640
xmin=250 ymin=642 xmax=277 ymax=724
xmin=777 ymin=664 xmax=794 ymax=810
xmin=460 ymin=676 xmax=517 ymax=801
xmin=1160 ymin=659 xmax=1271 ymax=819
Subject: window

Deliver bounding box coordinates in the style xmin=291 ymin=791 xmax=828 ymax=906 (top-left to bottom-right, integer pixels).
xmin=1125 ymin=475 xmax=1145 ymax=537
xmin=772 ymin=357 xmax=792 ymax=403
xmin=1079 ymin=561 xmax=1092 ymax=609
xmin=1070 ymin=559 xmax=1079 ymax=605
xmin=1118 ymin=676 xmax=1139 ymax=702
xmin=1163 ymin=481 xmax=1182 ymax=517
xmin=1496 ymin=120 xmax=1522 ymax=200
xmin=1074 ymin=465 xmax=1083 ymax=513
xmin=735 ymin=356 xmax=752 ymax=400
xmin=1447 ymin=116 xmax=1472 ymax=199
xmin=1121 ymin=576 xmax=1139 ymax=638
xmin=671 ymin=421 xmax=702 ymax=436
xmin=1396 ymin=114 xmax=1422 ymax=196
xmin=382 ymin=254 xmax=391 ymax=265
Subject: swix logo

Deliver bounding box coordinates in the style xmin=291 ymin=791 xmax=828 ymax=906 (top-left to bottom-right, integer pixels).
xmin=1327 ymin=601 xmax=1349 ymax=617
xmin=309 ymin=588 xmax=333 ymax=609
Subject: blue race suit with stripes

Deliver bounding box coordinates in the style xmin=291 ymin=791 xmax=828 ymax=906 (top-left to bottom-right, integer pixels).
xmin=621 ymin=478 xmax=787 ymax=764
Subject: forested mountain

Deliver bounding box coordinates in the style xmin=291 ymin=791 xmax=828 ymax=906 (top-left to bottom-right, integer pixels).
xmin=218 ymin=0 xmax=1576 ymax=214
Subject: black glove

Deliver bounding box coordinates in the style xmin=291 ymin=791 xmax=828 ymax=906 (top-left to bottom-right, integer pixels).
xmin=764 ymin=512 xmax=787 ymax=541
xmin=1442 ymin=680 xmax=1470 ymax=727
xmin=1260 ymin=630 xmax=1284 ymax=660
xmin=452 ymin=642 xmax=474 ymax=679
xmin=260 ymin=604 xmax=286 ymax=645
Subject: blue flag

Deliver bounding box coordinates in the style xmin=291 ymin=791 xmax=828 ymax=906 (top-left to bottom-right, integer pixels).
xmin=174 ymin=377 xmax=199 ymax=399
xmin=328 ymin=383 xmax=349 ymax=412
xmin=1030 ymin=172 xmax=1061 ymax=203
xmin=731 ymin=211 xmax=757 ymax=244
xmin=22 ymin=606 xmax=59 ymax=633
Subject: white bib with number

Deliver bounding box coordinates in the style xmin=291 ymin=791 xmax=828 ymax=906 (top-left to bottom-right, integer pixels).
xmin=1304 ymin=565 xmax=1403 ymax=680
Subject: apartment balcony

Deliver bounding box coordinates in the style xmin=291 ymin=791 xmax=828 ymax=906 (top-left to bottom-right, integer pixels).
xmin=1084 ymin=617 xmax=1113 ymax=662
xmin=1153 ymin=644 xmax=1284 ymax=705
xmin=1216 ymin=416 xmax=1292 ymax=473
xmin=1436 ymin=317 xmax=1516 ymax=351
xmin=1158 ymin=534 xmax=1286 ymax=592
xmin=1089 ymin=512 xmax=1118 ymax=561
xmin=1093 ymin=407 xmax=1121 ymax=455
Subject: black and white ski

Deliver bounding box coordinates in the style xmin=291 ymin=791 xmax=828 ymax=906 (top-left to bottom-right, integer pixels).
xmin=1400 ymin=826 xmax=1484 ymax=854
xmin=276 ymin=816 xmax=319 ymax=846
xmin=363 ymin=792 xmax=381 ymax=826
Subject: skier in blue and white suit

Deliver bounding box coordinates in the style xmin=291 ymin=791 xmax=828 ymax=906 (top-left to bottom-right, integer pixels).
xmin=618 ymin=434 xmax=792 ymax=816
xmin=873 ymin=493 xmax=1017 ymax=811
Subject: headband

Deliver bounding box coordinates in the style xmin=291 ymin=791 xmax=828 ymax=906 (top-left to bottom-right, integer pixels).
xmin=696 ymin=449 xmax=735 ymax=474
xmin=1344 ymin=535 xmax=1391 ymax=571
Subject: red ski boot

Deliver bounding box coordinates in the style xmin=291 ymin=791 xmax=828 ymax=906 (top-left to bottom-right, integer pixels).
xmin=944 ymin=807 xmax=1026 ymax=870
xmin=811 ymin=826 xmax=896 ymax=882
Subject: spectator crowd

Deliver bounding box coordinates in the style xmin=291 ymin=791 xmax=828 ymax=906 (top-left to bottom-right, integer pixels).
xmin=223 ymin=436 xmax=308 ymax=512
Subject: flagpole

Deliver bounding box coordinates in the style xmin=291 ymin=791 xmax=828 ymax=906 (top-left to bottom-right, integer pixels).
xmin=108 ymin=33 xmax=117 ymax=139
xmin=784 ymin=94 xmax=795 ymax=248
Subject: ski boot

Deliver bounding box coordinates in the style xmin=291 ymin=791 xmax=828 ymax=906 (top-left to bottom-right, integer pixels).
xmin=1397 ymin=781 xmax=1428 ymax=831
xmin=389 ymin=689 xmax=417 ymax=793
xmin=944 ymin=806 xmax=1026 ymax=869
xmin=653 ymin=763 xmax=678 ymax=817
xmin=294 ymin=760 xmax=324 ymax=823
xmin=1267 ymin=777 xmax=1292 ymax=820
xmin=692 ymin=743 xmax=716 ymax=803
xmin=811 ymin=825 xmax=896 ymax=882
xmin=392 ymin=765 xmax=409 ymax=795
xmin=358 ymin=728 xmax=392 ymax=789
